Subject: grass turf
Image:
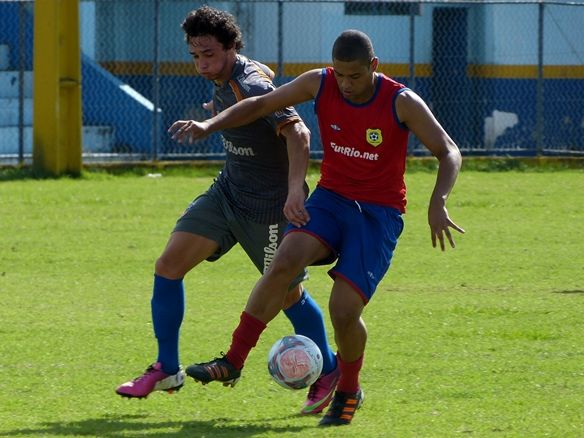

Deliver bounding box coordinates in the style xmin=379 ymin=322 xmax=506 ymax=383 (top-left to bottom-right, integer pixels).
xmin=0 ymin=166 xmax=582 ymax=437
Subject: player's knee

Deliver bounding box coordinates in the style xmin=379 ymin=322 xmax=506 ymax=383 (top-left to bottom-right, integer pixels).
xmin=330 ymin=312 xmax=359 ymax=332
xmin=155 ymin=254 xmax=186 ymax=279
xmin=329 ymin=305 xmax=361 ymax=332
xmin=267 ymin=251 xmax=303 ymax=279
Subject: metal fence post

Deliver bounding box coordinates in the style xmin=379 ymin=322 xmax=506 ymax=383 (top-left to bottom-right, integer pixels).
xmin=536 ymin=1 xmax=544 ymax=155
xmin=408 ymin=2 xmax=416 ymax=91
xmin=277 ymin=0 xmax=283 ymax=83
xmin=152 ymin=0 xmax=160 ymax=161
xmin=407 ymin=2 xmax=418 ymax=154
xmin=18 ymin=0 xmax=25 ymax=164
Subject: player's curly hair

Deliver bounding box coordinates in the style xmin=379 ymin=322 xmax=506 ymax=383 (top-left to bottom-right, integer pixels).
xmin=182 ymin=5 xmax=244 ymax=52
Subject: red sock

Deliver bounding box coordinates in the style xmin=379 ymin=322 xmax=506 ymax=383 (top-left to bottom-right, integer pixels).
xmin=336 ymin=353 xmax=364 ymax=393
xmin=225 ymin=311 xmax=267 ymax=370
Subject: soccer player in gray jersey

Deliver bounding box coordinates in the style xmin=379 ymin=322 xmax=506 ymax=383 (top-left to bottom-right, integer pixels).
xmin=116 ymin=5 xmax=339 ymax=415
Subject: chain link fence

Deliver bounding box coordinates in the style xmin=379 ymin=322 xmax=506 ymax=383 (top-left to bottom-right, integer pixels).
xmin=1 ymin=0 xmax=583 ymax=165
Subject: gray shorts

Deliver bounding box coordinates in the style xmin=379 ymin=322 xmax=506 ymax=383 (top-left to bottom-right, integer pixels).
xmin=174 ymin=184 xmax=308 ymax=289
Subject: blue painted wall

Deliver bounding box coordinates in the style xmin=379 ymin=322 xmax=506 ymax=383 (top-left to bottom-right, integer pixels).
xmin=0 ymin=2 xmax=33 ymax=70
xmin=82 ymin=55 xmax=162 ymax=153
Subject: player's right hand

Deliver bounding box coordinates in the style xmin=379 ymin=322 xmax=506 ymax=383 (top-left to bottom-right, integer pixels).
xmin=168 ymin=119 xmax=210 ymax=144
xmin=283 ymin=187 xmax=310 ymax=228
xmin=428 ymin=202 xmax=464 ymax=251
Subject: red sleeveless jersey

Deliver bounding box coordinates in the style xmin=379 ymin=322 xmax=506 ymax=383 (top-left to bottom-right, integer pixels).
xmin=315 ymin=67 xmax=409 ymax=212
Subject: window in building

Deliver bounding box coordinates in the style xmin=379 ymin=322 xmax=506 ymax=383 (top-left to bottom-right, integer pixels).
xmin=344 ymin=2 xmax=421 ymax=16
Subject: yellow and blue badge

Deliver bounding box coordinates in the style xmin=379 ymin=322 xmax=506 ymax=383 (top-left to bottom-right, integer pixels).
xmin=366 ymin=128 xmax=383 ymax=147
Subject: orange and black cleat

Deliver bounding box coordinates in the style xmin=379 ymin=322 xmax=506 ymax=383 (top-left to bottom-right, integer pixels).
xmin=319 ymin=389 xmax=364 ymax=426
xmin=185 ymin=354 xmax=241 ymax=387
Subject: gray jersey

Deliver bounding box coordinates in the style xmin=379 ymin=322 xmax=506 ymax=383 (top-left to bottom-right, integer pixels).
xmin=213 ymin=55 xmax=307 ymax=224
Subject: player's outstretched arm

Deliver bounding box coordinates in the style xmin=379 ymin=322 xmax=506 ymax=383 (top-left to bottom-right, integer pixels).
xmin=168 ymin=69 xmax=321 ymax=144
xmin=396 ymin=90 xmax=465 ymax=251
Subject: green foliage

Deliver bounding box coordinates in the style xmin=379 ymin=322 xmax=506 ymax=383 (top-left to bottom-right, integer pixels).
xmin=0 ymin=168 xmax=583 ymax=437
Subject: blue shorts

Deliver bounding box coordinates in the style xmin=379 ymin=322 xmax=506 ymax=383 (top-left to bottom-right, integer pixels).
xmin=285 ymin=187 xmax=404 ymax=303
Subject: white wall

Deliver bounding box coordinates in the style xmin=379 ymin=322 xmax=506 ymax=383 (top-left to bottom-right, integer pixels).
xmin=88 ymin=0 xmax=584 ymax=66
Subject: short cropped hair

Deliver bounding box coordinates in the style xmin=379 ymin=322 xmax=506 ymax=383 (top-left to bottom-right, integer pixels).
xmin=332 ymin=30 xmax=374 ymax=65
xmin=182 ymin=5 xmax=243 ymax=52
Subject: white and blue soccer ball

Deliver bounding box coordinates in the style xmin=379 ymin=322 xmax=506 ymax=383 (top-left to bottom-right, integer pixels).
xmin=267 ymin=334 xmax=323 ymax=390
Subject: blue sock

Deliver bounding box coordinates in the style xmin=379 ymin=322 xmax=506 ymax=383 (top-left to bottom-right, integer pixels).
xmin=151 ymin=274 xmax=184 ymax=375
xmin=284 ymin=289 xmax=337 ymax=375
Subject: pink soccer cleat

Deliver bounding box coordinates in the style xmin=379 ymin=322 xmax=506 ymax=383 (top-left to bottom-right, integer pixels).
xmin=116 ymin=362 xmax=185 ymax=398
xmin=301 ymin=366 xmax=341 ymax=414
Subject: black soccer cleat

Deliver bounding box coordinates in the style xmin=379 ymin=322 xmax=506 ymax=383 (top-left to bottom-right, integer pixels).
xmin=318 ymin=388 xmax=364 ymax=426
xmin=185 ymin=354 xmax=241 ymax=387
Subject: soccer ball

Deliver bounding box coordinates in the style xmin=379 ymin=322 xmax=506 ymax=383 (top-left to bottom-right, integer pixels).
xmin=267 ymin=334 xmax=323 ymax=390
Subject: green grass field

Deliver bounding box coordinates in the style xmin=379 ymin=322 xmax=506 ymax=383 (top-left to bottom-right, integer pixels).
xmin=0 ymin=165 xmax=583 ymax=437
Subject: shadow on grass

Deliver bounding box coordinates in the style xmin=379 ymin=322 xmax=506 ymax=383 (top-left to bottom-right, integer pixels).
xmin=0 ymin=413 xmax=318 ymax=437
xmin=0 ymin=163 xmax=226 ymax=181
xmin=552 ymin=289 xmax=584 ymax=294
xmin=0 ymin=167 xmax=72 ymax=181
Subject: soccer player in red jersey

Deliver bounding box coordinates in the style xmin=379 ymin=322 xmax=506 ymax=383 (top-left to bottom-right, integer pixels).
xmin=169 ymin=29 xmax=464 ymax=426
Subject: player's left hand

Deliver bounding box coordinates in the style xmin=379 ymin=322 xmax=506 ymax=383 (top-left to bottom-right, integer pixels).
xmin=168 ymin=119 xmax=210 ymax=144
xmin=202 ymin=100 xmax=214 ymax=112
xmin=428 ymin=202 xmax=464 ymax=251
xmin=284 ymin=188 xmax=309 ymax=228
xmin=202 ymin=100 xmax=215 ymax=115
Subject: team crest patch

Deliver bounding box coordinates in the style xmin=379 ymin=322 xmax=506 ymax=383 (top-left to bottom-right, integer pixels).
xmin=366 ymin=129 xmax=383 ymax=147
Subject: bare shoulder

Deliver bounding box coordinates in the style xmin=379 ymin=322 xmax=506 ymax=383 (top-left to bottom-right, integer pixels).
xmin=395 ymin=88 xmax=432 ymax=123
xmin=396 ymin=88 xmax=424 ymax=106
